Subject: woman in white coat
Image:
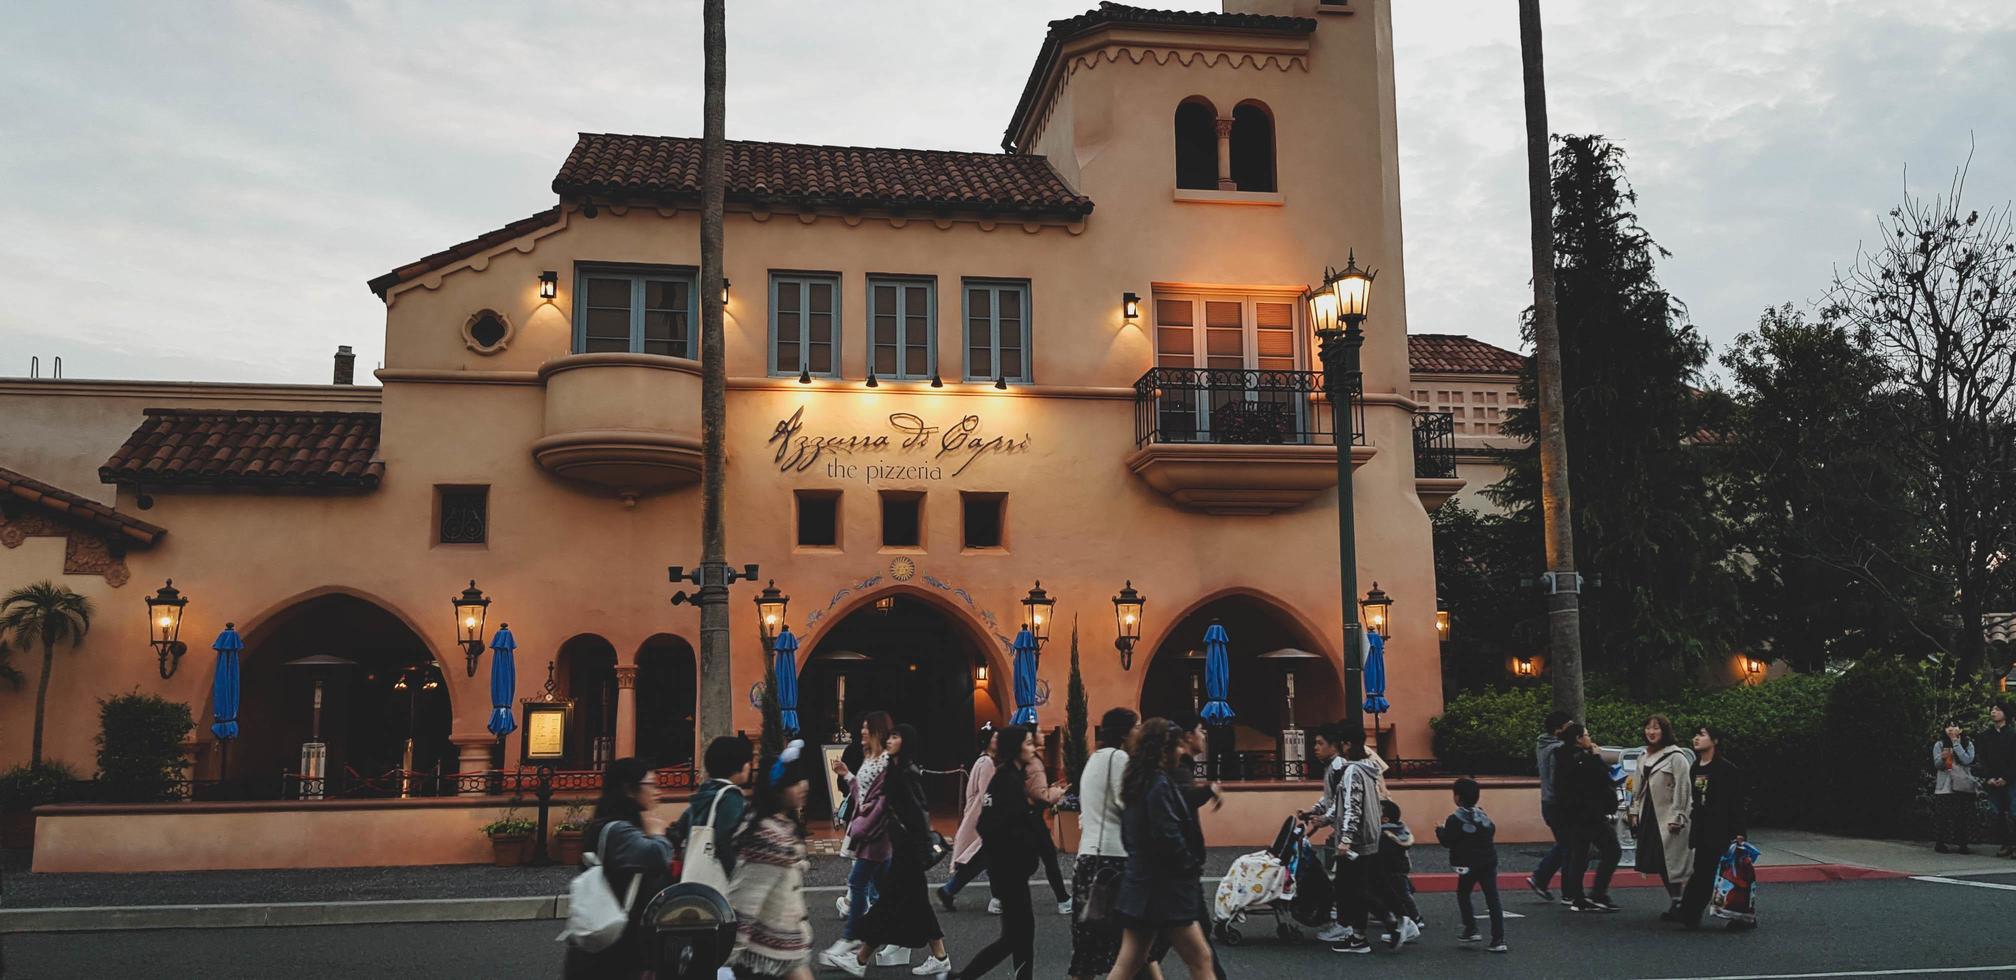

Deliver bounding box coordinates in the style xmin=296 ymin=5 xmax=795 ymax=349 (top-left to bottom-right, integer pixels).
xmin=1628 ymin=714 xmax=1695 ymax=920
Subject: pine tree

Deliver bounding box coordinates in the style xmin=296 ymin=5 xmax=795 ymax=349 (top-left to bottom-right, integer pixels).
xmin=1064 ymin=617 xmax=1089 ymax=784
xmin=1494 ymin=135 xmax=1734 ymax=696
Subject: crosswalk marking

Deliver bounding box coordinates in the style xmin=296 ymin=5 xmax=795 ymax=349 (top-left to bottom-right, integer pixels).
xmin=1910 ymin=875 xmax=2016 ymax=892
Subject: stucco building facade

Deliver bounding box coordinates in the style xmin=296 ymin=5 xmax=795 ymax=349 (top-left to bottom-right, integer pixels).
xmin=0 ymin=1 xmax=1516 ymax=864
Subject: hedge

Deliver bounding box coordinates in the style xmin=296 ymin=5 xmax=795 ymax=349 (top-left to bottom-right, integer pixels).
xmin=95 ymin=692 xmax=193 ymax=803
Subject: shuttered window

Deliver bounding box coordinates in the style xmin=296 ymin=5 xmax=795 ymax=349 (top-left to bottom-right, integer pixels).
xmin=963 ymin=280 xmax=1032 ymax=383
xmin=869 ymin=277 xmax=936 ymax=380
xmin=771 ymin=273 xmax=841 ymax=378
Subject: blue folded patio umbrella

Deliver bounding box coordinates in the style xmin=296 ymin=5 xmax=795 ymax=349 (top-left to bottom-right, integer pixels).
xmin=1200 ymin=621 xmax=1236 ymax=726
xmin=487 ymin=625 xmax=517 ymax=738
xmin=773 ymin=626 xmax=801 ymax=735
xmin=1010 ymin=627 xmax=1039 ymax=727
xmin=1362 ymin=631 xmax=1391 ymax=716
xmin=210 ymin=624 xmax=243 ymax=742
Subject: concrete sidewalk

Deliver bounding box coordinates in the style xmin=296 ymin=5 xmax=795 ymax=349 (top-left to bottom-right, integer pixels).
xmin=2 ymin=828 xmax=2005 ymax=934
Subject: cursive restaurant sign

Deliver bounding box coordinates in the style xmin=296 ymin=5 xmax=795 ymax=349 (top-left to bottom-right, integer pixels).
xmin=768 ymin=406 xmax=1031 ymax=483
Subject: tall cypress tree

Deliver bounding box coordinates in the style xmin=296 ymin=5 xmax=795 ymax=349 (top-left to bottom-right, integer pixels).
xmin=1494 ymin=135 xmax=1734 ymax=696
xmin=1064 ymin=617 xmax=1089 ymax=784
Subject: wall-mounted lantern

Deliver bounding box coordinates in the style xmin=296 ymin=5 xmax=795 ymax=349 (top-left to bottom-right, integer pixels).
xmin=1022 ymin=581 xmax=1055 ymax=646
xmin=721 ymin=278 xmax=731 ymax=305
xmin=1740 ymin=655 xmax=1767 ymax=680
xmin=974 ymin=662 xmax=990 ymax=686
xmin=1435 ymin=600 xmax=1451 ymax=642
xmin=538 ymin=271 xmax=558 ymax=300
xmin=452 ymin=580 xmax=492 ymax=676
xmin=145 ymin=579 xmax=190 ymax=678
xmin=1122 ymin=292 xmax=1141 ymax=320
xmin=755 ymin=580 xmax=789 ymax=642
xmin=1512 ymin=656 xmax=1539 ymax=678
xmin=1112 ymin=581 xmax=1145 ymax=670
xmin=1360 ymin=582 xmax=1393 ymax=640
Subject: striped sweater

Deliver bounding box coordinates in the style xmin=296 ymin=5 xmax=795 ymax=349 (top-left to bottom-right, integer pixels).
xmin=728 ymin=816 xmax=812 ymax=975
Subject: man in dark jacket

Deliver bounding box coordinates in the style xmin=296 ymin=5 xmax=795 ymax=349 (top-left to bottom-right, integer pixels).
xmin=677 ymin=736 xmax=753 ymax=875
xmin=1528 ymin=711 xmax=1574 ymax=902
xmin=1978 ymin=704 xmax=2016 ymax=857
xmin=1678 ymin=724 xmax=1750 ymax=930
xmin=1554 ymin=723 xmax=1621 ymax=912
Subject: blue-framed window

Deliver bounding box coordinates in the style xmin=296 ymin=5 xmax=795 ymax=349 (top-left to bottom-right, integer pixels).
xmin=770 ymin=273 xmax=841 ymax=378
xmin=573 ymin=266 xmax=696 ymax=357
xmin=868 ymin=276 xmax=936 ymax=380
xmin=962 ymin=279 xmax=1031 ymax=383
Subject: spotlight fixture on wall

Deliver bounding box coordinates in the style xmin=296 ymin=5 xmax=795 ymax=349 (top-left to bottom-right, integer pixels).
xmin=930 ymin=373 xmax=943 ymax=388
xmin=721 ymin=278 xmax=731 ymax=305
xmin=798 ymin=366 xmax=812 ymax=384
xmin=866 ymin=372 xmax=879 ymax=388
xmin=1122 ymin=291 xmax=1141 ymax=320
xmin=538 ymin=271 xmax=558 ymax=300
xmin=994 ymin=375 xmax=1007 ymax=390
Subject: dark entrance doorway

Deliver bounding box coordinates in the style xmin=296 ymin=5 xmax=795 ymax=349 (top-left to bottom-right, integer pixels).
xmin=798 ymin=593 xmax=996 ymax=791
xmin=232 ymin=592 xmax=454 ymax=796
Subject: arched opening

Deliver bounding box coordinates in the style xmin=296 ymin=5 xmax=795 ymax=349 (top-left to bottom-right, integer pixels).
xmin=231 ymin=592 xmax=454 ymax=797
xmin=556 ymin=634 xmax=618 ymax=769
xmin=798 ymin=591 xmax=1001 ymax=814
xmin=1230 ymin=101 xmax=1276 ymax=193
xmin=1140 ymin=592 xmax=1341 ymax=780
xmin=636 ymin=635 xmax=697 ymax=771
xmin=1174 ymin=98 xmax=1219 ymax=190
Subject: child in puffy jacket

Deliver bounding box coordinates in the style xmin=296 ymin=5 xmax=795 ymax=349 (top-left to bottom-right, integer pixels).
xmin=1378 ymin=799 xmax=1423 ymax=939
xmin=1435 ymin=777 xmax=1506 ymax=952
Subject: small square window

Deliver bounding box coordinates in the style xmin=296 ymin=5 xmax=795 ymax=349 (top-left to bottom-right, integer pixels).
xmin=796 ymin=490 xmax=840 ymax=548
xmin=436 ymin=486 xmax=488 ymax=545
xmin=881 ymin=491 xmax=923 ymax=549
xmin=962 ymin=492 xmax=1006 ymax=550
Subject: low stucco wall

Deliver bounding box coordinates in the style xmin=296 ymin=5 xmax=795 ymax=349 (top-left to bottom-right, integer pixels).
xmin=30 ymin=794 xmax=693 ymax=873
xmin=1061 ymin=777 xmax=1545 ymax=851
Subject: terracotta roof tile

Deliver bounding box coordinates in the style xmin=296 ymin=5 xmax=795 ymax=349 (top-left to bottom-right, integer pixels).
xmin=100 ymin=409 xmax=384 ymax=491
xmin=1408 ymin=334 xmax=1527 ymax=376
xmin=552 ymin=134 xmax=1093 ymax=219
xmin=0 ymin=465 xmax=166 ymax=546
xmin=1005 ymin=3 xmax=1319 ymax=151
xmin=369 ymin=207 xmax=562 ymax=298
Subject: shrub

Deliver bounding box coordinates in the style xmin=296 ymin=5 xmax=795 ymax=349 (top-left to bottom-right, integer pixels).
xmin=1429 ymin=687 xmax=1549 ymax=774
xmin=0 ymin=760 xmax=82 ymax=809
xmin=1817 ymin=659 xmax=1931 ymax=836
xmin=96 ymin=692 xmax=193 ymax=803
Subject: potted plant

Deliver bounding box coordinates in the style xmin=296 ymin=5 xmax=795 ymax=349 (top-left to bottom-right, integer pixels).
xmin=478 ymin=804 xmax=538 ymax=867
xmin=552 ymin=802 xmax=590 ymax=866
xmin=0 ymin=761 xmax=80 ymax=849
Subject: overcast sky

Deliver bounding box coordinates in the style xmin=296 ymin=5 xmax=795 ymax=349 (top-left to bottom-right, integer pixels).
xmin=3 ymin=1 xmax=2012 ymax=385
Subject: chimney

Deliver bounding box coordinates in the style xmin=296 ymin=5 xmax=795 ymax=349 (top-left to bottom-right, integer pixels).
xmin=333 ymin=345 xmax=355 ymax=385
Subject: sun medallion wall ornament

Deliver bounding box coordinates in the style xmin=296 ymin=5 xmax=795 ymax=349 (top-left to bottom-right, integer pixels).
xmin=889 ymin=557 xmax=915 ymax=582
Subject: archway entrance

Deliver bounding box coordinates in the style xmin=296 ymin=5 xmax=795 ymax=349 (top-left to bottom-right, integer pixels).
xmin=636 ymin=635 xmax=697 ymax=770
xmin=557 ymin=635 xmax=617 ymax=769
xmin=232 ymin=593 xmax=454 ymax=797
xmin=798 ymin=593 xmax=998 ymax=781
xmin=1140 ymin=593 xmax=1342 ymax=780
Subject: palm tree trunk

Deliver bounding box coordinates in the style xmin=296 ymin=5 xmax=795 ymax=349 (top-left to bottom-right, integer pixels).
xmin=1519 ymin=0 xmax=1586 ymax=721
xmin=32 ymin=637 xmax=53 ymax=767
xmin=696 ymin=0 xmax=732 ymax=747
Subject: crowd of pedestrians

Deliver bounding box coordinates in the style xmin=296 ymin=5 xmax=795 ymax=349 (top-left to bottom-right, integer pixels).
xmin=561 ymin=701 xmax=2016 ymax=978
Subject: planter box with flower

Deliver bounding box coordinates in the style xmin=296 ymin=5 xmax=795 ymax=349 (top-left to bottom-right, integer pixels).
xmin=552 ymin=802 xmax=589 ymax=866
xmin=478 ymin=806 xmax=538 ymax=867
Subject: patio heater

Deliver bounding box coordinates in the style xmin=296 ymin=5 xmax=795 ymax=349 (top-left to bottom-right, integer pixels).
xmin=819 ymin=650 xmax=870 ymax=744
xmin=284 ymin=653 xmax=356 ymax=800
xmin=1259 ymin=647 xmax=1322 ymax=779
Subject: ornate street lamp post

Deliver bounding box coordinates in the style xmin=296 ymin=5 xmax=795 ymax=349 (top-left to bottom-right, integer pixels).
xmin=1112 ymin=581 xmax=1146 ymax=670
xmin=1360 ymin=582 xmax=1394 ymax=640
xmin=1021 ymin=581 xmax=1056 ymax=647
xmin=754 ymin=580 xmax=789 ymax=749
xmin=452 ymin=580 xmax=491 ymax=677
xmin=144 ymin=579 xmax=190 ymax=679
xmin=1304 ymin=252 xmax=1375 ymax=731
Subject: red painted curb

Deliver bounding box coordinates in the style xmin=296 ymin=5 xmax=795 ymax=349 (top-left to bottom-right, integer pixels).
xmin=1403 ymin=864 xmax=1899 ymax=894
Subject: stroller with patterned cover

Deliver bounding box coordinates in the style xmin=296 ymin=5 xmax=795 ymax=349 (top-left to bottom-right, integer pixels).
xmin=1211 ymin=816 xmax=1312 ymax=945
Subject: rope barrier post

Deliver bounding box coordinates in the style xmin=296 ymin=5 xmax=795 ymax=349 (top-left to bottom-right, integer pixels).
xmin=531 ymin=765 xmax=556 ymax=866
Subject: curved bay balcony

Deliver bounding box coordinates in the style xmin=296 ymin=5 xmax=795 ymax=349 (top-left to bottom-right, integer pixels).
xmin=1125 ymin=368 xmax=1372 ymax=515
xmin=533 ymin=353 xmax=702 ymax=498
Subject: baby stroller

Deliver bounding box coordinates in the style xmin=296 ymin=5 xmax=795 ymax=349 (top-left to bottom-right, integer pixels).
xmin=1211 ymin=816 xmax=1312 ymax=946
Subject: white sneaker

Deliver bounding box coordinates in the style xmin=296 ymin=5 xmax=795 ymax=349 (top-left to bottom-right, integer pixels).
xmin=820 ymin=939 xmax=861 ymax=963
xmin=987 ymin=897 xmax=1003 ymax=915
xmin=912 ymin=956 xmax=952 ymax=976
xmin=1400 ymin=918 xmax=1422 ymax=945
xmin=1057 ymin=898 xmax=1074 ymax=916
xmin=825 ymin=950 xmax=867 ymax=977
xmin=874 ymin=946 xmax=911 ymax=967
xmin=1316 ymin=923 xmax=1352 ymax=943
xmin=835 ymin=894 xmax=851 ymax=918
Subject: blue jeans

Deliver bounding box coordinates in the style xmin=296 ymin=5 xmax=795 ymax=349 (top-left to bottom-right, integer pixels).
xmin=843 ymin=857 xmax=886 ymax=941
xmin=1531 ymin=801 xmax=1570 ymax=890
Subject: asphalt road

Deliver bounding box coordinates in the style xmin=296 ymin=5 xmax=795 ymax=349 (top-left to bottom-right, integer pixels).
xmin=7 ymin=873 xmax=2016 ymax=980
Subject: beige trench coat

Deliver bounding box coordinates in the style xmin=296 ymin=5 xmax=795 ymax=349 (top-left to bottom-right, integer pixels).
xmin=1628 ymin=745 xmax=1696 ymax=882
xmin=951 ymin=752 xmax=994 ymax=867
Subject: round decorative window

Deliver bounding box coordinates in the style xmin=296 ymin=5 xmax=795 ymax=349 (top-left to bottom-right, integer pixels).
xmin=461 ymin=309 xmax=513 ymax=353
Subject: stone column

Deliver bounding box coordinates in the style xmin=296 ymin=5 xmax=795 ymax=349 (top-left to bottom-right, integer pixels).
xmin=614 ymin=665 xmax=639 ymax=760
xmin=452 ymin=733 xmax=496 ymax=797
xmin=1214 ymin=117 xmax=1237 ymax=191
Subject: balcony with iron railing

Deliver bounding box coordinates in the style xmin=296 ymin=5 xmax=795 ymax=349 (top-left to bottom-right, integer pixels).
xmin=1410 ymin=409 xmax=1466 ymax=509
xmin=1125 ymin=367 xmax=1373 ymax=514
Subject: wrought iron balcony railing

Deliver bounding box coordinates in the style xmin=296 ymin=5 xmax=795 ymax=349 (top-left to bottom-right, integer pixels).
xmin=1133 ymin=368 xmax=1364 ymax=448
xmin=1413 ymin=410 xmax=1457 ymax=479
